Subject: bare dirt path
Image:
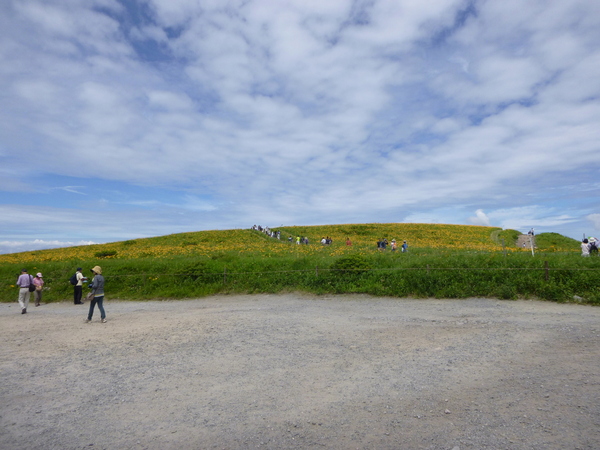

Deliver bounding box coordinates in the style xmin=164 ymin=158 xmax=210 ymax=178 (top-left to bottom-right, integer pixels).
xmin=516 ymin=233 xmax=536 ymax=249
xmin=1 ymin=294 xmax=599 ymax=449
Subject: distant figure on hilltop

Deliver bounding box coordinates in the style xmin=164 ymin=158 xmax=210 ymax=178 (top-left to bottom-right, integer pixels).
xmin=581 ymin=239 xmax=590 ymax=257
xmin=586 ymin=237 xmax=598 ymax=256
xmin=402 ymin=241 xmax=408 ymax=253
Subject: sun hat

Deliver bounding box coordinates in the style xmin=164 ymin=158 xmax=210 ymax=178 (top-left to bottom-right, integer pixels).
xmin=36 ymin=273 xmax=43 ymax=277
xmin=91 ymin=265 xmax=102 ymax=275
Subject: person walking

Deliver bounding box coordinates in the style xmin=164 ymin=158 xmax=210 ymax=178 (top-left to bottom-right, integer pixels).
xmin=401 ymin=241 xmax=408 ymax=253
xmin=73 ymin=267 xmax=87 ymax=305
xmin=16 ymin=269 xmax=33 ymax=314
xmin=85 ymin=266 xmax=106 ymax=323
xmin=32 ymin=273 xmax=44 ymax=307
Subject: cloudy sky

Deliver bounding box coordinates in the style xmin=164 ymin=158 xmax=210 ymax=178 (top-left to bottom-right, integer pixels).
xmin=1 ymin=0 xmax=599 ymax=254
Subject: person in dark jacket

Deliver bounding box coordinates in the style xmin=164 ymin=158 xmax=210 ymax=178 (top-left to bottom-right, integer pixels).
xmin=85 ymin=266 xmax=106 ymax=323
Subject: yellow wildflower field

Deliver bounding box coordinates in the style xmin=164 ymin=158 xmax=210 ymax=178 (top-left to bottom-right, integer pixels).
xmin=0 ymin=223 xmax=513 ymax=264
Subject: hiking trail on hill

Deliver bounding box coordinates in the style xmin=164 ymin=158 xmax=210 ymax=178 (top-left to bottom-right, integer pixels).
xmin=516 ymin=233 xmax=536 ymax=248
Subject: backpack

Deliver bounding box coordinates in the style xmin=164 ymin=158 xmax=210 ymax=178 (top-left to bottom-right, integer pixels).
xmin=69 ymin=273 xmax=78 ymax=285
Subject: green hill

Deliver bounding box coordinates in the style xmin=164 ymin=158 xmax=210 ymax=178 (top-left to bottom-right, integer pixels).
xmin=0 ymin=223 xmax=596 ymax=304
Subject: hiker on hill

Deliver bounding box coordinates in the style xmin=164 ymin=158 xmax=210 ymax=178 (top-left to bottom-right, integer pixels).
xmin=589 ymin=237 xmax=599 ymax=256
xmin=401 ymin=241 xmax=408 ymax=253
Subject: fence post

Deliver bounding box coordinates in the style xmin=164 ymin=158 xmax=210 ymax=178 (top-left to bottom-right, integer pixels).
xmin=544 ymin=261 xmax=549 ymax=282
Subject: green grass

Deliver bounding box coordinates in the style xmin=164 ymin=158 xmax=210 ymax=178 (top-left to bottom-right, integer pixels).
xmin=1 ymin=225 xmax=598 ymax=304
xmin=535 ymin=232 xmax=581 ymax=251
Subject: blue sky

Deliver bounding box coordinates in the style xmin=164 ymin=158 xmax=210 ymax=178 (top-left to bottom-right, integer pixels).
xmin=1 ymin=0 xmax=599 ymax=254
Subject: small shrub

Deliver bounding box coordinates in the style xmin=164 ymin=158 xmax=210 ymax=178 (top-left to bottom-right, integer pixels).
xmin=180 ymin=261 xmax=211 ymax=281
xmin=94 ymin=250 xmax=117 ymax=258
xmin=498 ymin=284 xmax=517 ymax=300
xmin=331 ymin=254 xmax=372 ymax=274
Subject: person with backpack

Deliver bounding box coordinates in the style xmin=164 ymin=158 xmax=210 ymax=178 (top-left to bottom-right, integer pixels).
xmin=589 ymin=237 xmax=599 ymax=256
xmin=71 ymin=268 xmax=87 ymax=304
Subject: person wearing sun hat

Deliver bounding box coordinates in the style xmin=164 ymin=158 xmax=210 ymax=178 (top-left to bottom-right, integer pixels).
xmin=85 ymin=266 xmax=106 ymax=323
xmin=32 ymin=273 xmax=44 ymax=307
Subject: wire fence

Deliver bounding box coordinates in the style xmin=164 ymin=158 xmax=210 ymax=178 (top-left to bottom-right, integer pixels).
xmin=101 ymin=263 xmax=600 ymax=284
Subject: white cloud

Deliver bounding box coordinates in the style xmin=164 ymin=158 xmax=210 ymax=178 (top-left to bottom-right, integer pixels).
xmin=469 ymin=209 xmax=491 ymax=227
xmin=0 ymin=0 xmax=598 ymax=251
xmin=484 ymin=206 xmax=579 ymax=234
xmin=0 ymin=239 xmax=97 ymax=255
xmin=587 ymin=214 xmax=600 ymax=231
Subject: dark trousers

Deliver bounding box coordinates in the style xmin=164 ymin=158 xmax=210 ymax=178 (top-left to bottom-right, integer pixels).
xmin=74 ymin=285 xmax=82 ymax=304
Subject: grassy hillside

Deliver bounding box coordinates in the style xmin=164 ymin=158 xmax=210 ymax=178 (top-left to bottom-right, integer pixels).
xmin=0 ymin=223 xmax=578 ymax=265
xmin=1 ymin=223 xmax=596 ymax=304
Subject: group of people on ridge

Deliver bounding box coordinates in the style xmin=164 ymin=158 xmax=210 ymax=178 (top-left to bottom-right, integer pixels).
xmin=252 ymin=225 xmax=281 ymax=240
xmin=581 ymin=237 xmax=599 ymax=257
xmin=251 ymin=226 xmax=410 ymax=252
xmin=377 ymin=239 xmax=408 ymax=252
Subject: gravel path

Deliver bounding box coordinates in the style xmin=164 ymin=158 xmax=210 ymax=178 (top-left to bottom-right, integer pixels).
xmin=1 ymin=294 xmax=599 ymax=449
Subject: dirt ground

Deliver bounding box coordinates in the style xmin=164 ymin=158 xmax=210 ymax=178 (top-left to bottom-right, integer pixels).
xmin=1 ymin=294 xmax=599 ymax=450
